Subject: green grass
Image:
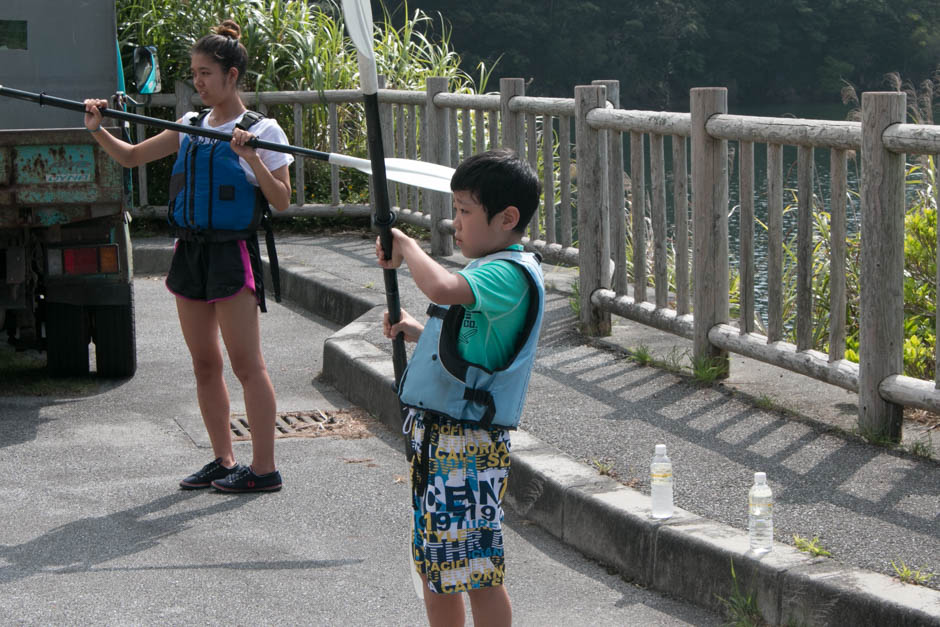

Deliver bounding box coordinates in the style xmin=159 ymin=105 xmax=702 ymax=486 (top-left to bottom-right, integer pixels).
xmin=793 ymin=535 xmax=832 ymax=558
xmin=755 ymin=394 xmax=777 ymax=411
xmin=0 ymin=345 xmax=97 ymax=397
xmin=630 ymin=344 xmax=653 ymax=366
xmin=892 ymin=561 xmax=936 ymax=586
xmin=628 ymin=344 xmax=689 ymax=374
xmin=568 ymin=278 xmax=581 ymax=318
xmin=908 ymin=438 xmax=934 ymax=459
xmin=716 ymin=558 xmax=767 ymax=627
xmin=117 ymin=0 xmax=488 ymax=208
xmin=692 ymin=354 xmax=728 ymax=383
xmin=661 ymin=345 xmax=688 ymax=373
xmin=592 ymin=458 xmax=614 ymax=476
xmin=856 ymin=426 xmax=901 ymax=448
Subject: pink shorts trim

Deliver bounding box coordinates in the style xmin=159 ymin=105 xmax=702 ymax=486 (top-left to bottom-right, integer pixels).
xmin=164 ymin=239 xmax=256 ymax=304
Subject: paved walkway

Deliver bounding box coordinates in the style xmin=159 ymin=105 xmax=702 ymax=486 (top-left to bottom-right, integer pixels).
xmin=0 ymin=272 xmax=721 ymax=626
xmin=131 ymin=233 xmax=939 ymax=625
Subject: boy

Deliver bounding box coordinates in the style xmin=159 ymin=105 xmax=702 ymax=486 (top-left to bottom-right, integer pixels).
xmin=376 ymin=149 xmax=544 ymax=627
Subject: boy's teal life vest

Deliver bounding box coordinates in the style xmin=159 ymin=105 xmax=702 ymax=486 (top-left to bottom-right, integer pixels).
xmin=167 ymin=109 xmax=267 ymax=236
xmin=398 ymin=249 xmax=545 ymax=430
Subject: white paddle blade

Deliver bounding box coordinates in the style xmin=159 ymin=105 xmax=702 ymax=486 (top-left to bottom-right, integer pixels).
xmin=341 ymin=0 xmax=379 ymax=95
xmin=385 ymin=158 xmax=454 ymax=193
xmin=328 ymin=154 xmax=454 ymax=193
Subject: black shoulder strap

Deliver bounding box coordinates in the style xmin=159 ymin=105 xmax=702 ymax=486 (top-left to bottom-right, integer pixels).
xmin=191 ymin=109 xmax=211 ymax=126
xmin=236 ymin=110 xmax=265 ymax=131
xmin=190 ymin=109 xmax=264 ymax=130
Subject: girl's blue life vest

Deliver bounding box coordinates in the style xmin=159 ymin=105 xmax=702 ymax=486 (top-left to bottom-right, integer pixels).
xmin=166 ymin=109 xmax=283 ymax=303
xmin=398 ymin=249 xmax=545 ymax=430
xmin=167 ymin=109 xmax=267 ymax=237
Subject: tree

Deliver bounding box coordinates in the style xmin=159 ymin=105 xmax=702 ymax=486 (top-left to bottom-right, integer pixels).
xmin=377 ymin=0 xmax=940 ymax=107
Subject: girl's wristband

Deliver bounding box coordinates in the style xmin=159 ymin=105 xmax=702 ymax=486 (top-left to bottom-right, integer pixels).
xmin=88 ymin=125 xmax=101 ymax=133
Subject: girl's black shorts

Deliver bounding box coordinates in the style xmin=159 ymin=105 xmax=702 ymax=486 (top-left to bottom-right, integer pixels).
xmin=165 ymin=235 xmax=267 ymax=311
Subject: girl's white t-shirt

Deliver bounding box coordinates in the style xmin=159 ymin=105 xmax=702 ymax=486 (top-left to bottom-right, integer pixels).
xmin=178 ymin=110 xmax=294 ymax=186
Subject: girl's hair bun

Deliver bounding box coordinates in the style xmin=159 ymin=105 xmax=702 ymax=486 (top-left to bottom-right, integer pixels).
xmin=214 ymin=19 xmax=241 ymax=40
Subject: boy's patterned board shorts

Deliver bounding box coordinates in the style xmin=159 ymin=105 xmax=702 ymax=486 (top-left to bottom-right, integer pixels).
xmin=407 ymin=409 xmax=511 ymax=595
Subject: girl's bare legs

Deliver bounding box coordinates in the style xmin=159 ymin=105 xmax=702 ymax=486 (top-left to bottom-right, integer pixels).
xmin=176 ymin=296 xmax=235 ymax=467
xmin=215 ymin=288 xmax=277 ymax=474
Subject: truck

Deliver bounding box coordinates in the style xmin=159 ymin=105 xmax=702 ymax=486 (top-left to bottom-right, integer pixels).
xmin=0 ymin=0 xmax=136 ymax=377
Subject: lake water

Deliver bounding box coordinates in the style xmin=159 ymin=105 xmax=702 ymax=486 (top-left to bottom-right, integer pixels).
xmin=617 ymin=102 xmax=866 ymax=325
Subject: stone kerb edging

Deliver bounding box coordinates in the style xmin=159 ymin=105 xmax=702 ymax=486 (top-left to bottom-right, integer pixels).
xmin=133 ymin=241 xmax=940 ymax=627
xmin=321 ymin=310 xmax=940 ymax=626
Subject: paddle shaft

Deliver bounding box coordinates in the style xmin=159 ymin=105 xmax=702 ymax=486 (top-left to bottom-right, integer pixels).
xmin=364 ymin=91 xmax=407 ymax=383
xmin=0 ymin=85 xmax=333 ymax=162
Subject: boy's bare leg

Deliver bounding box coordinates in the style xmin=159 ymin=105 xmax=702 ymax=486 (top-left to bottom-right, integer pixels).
xmin=467 ymin=585 xmax=512 ymax=627
xmin=421 ymin=575 xmax=466 ymax=627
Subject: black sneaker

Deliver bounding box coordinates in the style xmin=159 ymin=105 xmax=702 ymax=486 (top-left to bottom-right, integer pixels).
xmin=211 ymin=465 xmax=283 ymax=493
xmin=180 ymin=458 xmax=240 ymax=490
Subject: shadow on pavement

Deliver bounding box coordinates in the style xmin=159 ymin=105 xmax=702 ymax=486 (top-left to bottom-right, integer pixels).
xmin=0 ymin=491 xmax=360 ymax=584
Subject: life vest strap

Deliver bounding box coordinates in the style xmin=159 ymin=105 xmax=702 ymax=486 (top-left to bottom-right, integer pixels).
xmin=172 ymin=227 xmax=254 ymax=242
xmin=463 ymin=388 xmax=496 ymax=429
xmin=260 ymin=208 xmax=281 ymax=303
xmin=426 ymin=304 xmax=448 ymax=319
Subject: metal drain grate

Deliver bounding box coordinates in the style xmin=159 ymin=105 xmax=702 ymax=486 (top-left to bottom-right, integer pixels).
xmin=229 ymin=408 xmax=373 ymax=440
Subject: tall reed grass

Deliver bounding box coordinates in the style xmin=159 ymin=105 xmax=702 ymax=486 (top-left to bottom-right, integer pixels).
xmin=116 ymin=0 xmax=480 ymax=204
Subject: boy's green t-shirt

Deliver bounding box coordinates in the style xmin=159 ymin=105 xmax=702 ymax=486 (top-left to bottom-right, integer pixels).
xmin=455 ymin=245 xmax=530 ymax=371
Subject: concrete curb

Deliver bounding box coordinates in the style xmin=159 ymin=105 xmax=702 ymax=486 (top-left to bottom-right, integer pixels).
xmin=134 ymin=242 xmax=940 ymax=626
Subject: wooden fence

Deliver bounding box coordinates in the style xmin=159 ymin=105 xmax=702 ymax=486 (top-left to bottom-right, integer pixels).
xmin=132 ymin=81 xmax=940 ymax=442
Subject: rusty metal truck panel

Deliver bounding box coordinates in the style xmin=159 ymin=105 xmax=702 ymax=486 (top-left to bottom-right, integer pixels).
xmin=0 ymin=128 xmax=123 ymax=228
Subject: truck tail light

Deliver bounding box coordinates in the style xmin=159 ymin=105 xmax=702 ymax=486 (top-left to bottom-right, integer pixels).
xmin=47 ymin=245 xmax=121 ymax=276
xmin=98 ymin=246 xmax=119 ymax=273
xmin=64 ymin=248 xmax=98 ymax=275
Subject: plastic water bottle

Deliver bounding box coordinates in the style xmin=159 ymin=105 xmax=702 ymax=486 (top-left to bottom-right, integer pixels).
xmin=748 ymin=472 xmax=773 ymax=554
xmin=650 ymin=444 xmax=674 ymax=519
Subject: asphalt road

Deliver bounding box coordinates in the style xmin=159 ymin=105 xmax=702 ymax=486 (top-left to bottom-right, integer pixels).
xmin=0 ymin=276 xmax=721 ymax=626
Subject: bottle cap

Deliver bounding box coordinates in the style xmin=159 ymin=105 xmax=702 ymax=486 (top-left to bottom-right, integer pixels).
xmin=655 ymin=444 xmax=667 ymax=455
xmin=754 ymin=472 xmax=766 ymax=483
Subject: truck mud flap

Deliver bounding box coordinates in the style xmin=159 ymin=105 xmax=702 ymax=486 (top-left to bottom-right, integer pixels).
xmin=92 ymin=284 xmax=136 ymax=378
xmin=45 ymin=302 xmax=90 ymax=377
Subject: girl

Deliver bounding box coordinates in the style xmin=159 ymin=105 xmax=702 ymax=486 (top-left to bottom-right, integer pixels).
xmin=85 ymin=20 xmax=292 ymax=492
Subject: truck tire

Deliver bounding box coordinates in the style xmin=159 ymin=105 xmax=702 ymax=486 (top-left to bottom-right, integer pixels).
xmin=93 ymin=288 xmax=137 ymax=378
xmin=45 ymin=302 xmax=90 ymax=376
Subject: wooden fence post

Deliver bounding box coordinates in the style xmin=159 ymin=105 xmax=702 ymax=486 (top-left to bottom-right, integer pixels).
xmin=859 ymin=91 xmax=906 ymax=441
xmin=593 ymin=80 xmax=627 ymax=296
xmin=575 ymin=85 xmax=611 ymax=336
xmin=174 ymin=80 xmax=194 ymax=121
xmin=425 ymin=77 xmax=452 ymax=256
xmin=500 ymin=78 xmax=525 ymax=157
xmin=690 ymin=87 xmax=730 ymax=374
